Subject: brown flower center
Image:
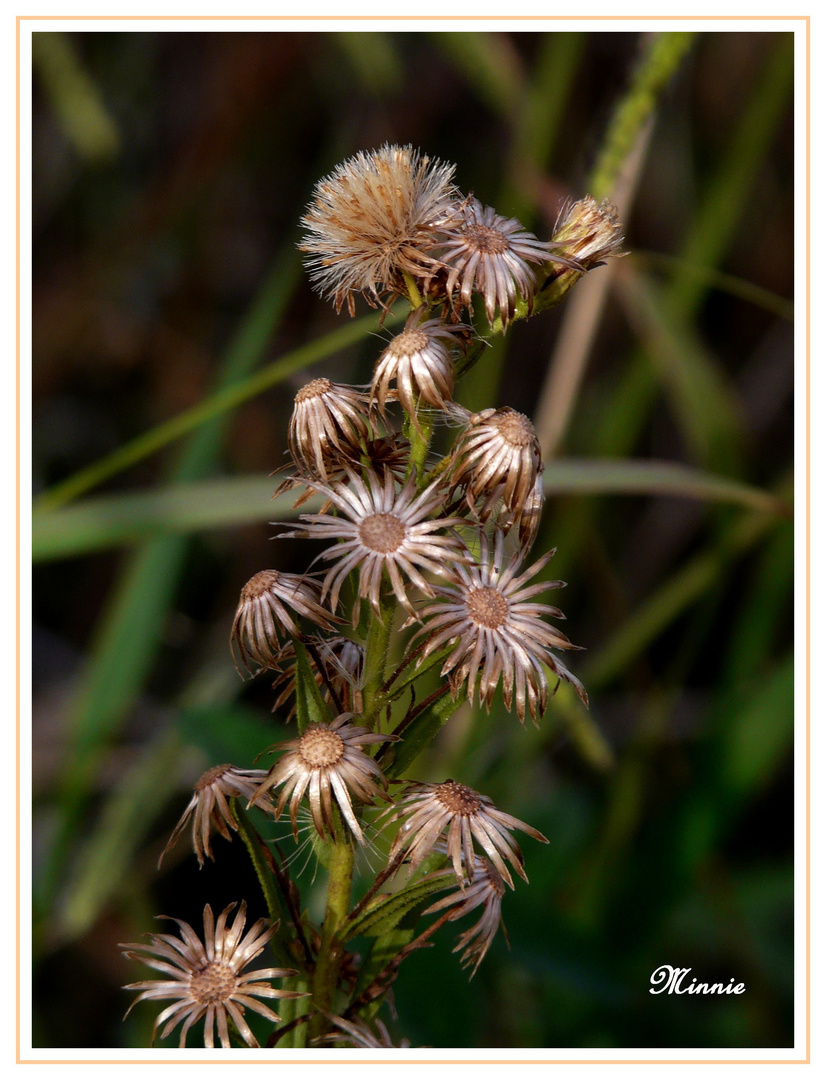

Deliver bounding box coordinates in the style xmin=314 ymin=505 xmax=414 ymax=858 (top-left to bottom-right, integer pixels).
xmin=466 ymin=586 xmax=508 ymax=629
xmin=299 ymin=727 xmax=345 ymax=768
xmin=435 ymin=780 xmax=483 ymax=816
xmin=494 ymin=409 xmax=535 ymax=447
xmin=296 ymin=377 xmax=332 ymax=403
xmin=240 ymin=570 xmax=280 ymax=601
xmin=189 ymin=960 xmax=237 ymax=1006
xmin=195 ymin=764 xmax=233 ymax=791
xmin=388 ymin=328 xmax=428 ymax=357
xmin=359 ymin=512 xmax=406 ymax=554
xmin=464 ymin=224 xmax=510 ymax=255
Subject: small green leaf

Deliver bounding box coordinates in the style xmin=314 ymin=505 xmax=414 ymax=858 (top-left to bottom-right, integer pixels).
xmin=346 ymin=873 xmax=450 ymax=939
xmin=384 ymin=689 xmax=466 ymax=780
xmin=293 ymin=639 xmax=333 ymax=733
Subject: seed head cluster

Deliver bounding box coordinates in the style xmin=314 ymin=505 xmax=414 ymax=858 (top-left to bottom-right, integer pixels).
xmin=127 ymin=145 xmax=621 ymax=1047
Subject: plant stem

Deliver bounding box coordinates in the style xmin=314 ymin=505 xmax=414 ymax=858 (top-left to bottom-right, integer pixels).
xmin=361 ymin=599 xmax=394 ymax=729
xmin=309 ymin=836 xmax=355 ymax=1040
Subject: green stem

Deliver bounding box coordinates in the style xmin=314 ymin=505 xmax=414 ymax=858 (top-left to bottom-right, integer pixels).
xmin=361 ymin=599 xmax=394 ymax=729
xmin=309 ymin=836 xmax=355 ymax=1040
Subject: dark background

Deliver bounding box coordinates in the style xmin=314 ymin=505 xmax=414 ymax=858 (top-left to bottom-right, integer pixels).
xmin=31 ymin=30 xmax=794 ymax=1049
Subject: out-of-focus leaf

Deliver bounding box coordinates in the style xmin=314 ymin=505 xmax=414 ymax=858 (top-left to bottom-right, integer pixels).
xmin=429 ymin=31 xmax=524 ymax=117
xmin=335 ymin=32 xmax=402 ymax=94
xmin=718 ymin=654 xmax=794 ymax=797
xmin=176 ymin=700 xmax=280 ymax=768
xmin=32 ymin=461 xmax=787 ymax=562
xmin=32 ymin=483 xmax=321 ymax=561
xmin=55 ymin=732 xmax=185 ymax=943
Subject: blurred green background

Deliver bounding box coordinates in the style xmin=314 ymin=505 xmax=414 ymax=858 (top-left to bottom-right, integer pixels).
xmin=31 ymin=29 xmax=795 ymax=1049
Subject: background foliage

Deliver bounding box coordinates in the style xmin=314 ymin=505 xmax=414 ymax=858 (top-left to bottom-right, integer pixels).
xmin=31 ymin=29 xmax=794 ymax=1049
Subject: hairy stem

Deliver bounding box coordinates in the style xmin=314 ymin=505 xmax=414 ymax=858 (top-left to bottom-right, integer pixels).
xmin=309 ymin=835 xmax=355 ymax=1040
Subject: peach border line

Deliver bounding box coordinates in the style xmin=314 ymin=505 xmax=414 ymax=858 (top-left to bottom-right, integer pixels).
xmin=17 ymin=14 xmax=807 ymax=1062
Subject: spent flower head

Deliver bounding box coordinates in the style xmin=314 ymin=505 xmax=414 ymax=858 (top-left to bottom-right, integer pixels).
xmin=231 ymin=569 xmax=339 ymax=674
xmin=159 ymin=764 xmax=270 ymax=869
xmin=250 ymin=713 xmax=394 ymax=844
xmin=372 ymin=309 xmax=466 ymax=430
xmin=383 ymin=779 xmax=548 ymax=889
xmin=300 ymin=144 xmax=460 ymax=315
xmin=439 ymin=197 xmax=579 ymax=327
xmin=412 ymin=529 xmax=587 ymax=723
xmin=552 ymin=195 xmax=625 ymax=270
xmin=424 ymin=852 xmax=507 ymax=978
xmin=120 ymin=901 xmax=304 ymax=1048
xmin=280 ymin=466 xmax=469 ymax=623
xmin=288 ymin=378 xmax=372 ymax=482
xmin=449 ymin=406 xmax=543 ymax=536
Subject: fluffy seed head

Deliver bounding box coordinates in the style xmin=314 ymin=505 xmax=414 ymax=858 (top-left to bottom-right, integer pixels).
xmin=552 ymin=195 xmax=625 ymax=270
xmin=300 ymin=144 xmax=460 ymax=315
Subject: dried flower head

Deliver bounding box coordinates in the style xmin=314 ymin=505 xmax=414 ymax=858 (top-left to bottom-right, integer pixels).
xmin=288 ymin=378 xmax=372 ymax=481
xmin=450 ymin=406 xmax=543 ymax=532
xmin=412 ymin=529 xmax=587 ymax=723
xmin=300 ymin=144 xmax=459 ymax=315
xmin=315 ymin=1014 xmax=411 ymax=1048
xmin=439 ymin=197 xmax=578 ymax=327
xmin=272 ymin=636 xmax=365 ymax=718
xmin=372 ymin=310 xmax=463 ymax=429
xmin=424 ymin=853 xmax=507 ymax=978
xmin=552 ymin=195 xmax=625 ymax=270
xmin=250 ymin=713 xmax=393 ymax=843
xmin=120 ymin=901 xmax=304 ymax=1048
xmin=280 ymin=466 xmax=469 ymax=623
xmin=159 ymin=764 xmax=270 ymax=869
xmin=230 ymin=570 xmax=339 ymax=674
xmin=384 ymin=779 xmax=548 ymax=890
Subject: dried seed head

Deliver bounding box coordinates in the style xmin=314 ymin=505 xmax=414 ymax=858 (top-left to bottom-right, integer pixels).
xmin=552 ymin=195 xmax=625 ymax=270
xmin=300 ymin=144 xmax=460 ymax=315
xmin=159 ymin=764 xmax=270 ymax=868
xmin=288 ymin=378 xmax=372 ymax=481
xmin=250 ymin=714 xmax=395 ymax=843
xmin=384 ymin=778 xmax=548 ymax=889
xmin=439 ymin=198 xmax=579 ymax=327
xmin=279 ymin=466 xmax=469 ymax=624
xmin=450 ymin=407 xmax=543 ymax=533
xmin=412 ymin=529 xmax=587 ymax=723
xmin=230 ymin=570 xmax=339 ymax=674
xmin=120 ymin=902 xmax=305 ymax=1048
xmin=372 ymin=310 xmax=463 ymax=428
xmin=424 ymin=852 xmax=508 ymax=978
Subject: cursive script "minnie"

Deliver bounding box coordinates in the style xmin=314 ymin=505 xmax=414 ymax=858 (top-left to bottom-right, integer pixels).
xmin=649 ymin=965 xmax=745 ymax=995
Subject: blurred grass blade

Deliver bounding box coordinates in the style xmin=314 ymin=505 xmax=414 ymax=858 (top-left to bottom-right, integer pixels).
xmin=615 ymin=262 xmax=745 ymax=470
xmin=32 ymin=32 xmax=119 ymax=161
xmin=634 ymin=250 xmax=794 ymax=322
xmin=334 ymin=32 xmax=402 ymax=94
xmin=56 ymin=732 xmax=186 ymax=944
xmin=38 ymin=248 xmax=301 ymax=907
xmin=35 ymin=305 xmax=402 ymax=514
xmin=33 ymin=460 xmax=787 ymax=563
xmin=429 ymin=31 xmax=524 ymax=118
xmin=588 ymin=32 xmax=696 ymax=200
xmin=582 ymin=492 xmax=789 ymax=690
xmin=718 ymin=654 xmax=794 ymax=798
xmin=33 ymin=482 xmax=320 ymax=561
